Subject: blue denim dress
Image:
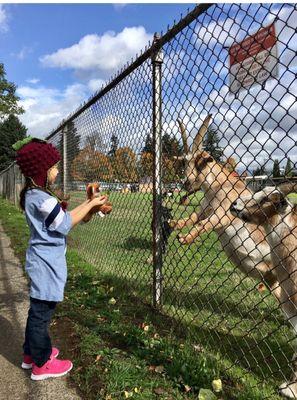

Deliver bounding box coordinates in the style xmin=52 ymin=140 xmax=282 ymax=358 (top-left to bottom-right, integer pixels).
xmin=24 ymin=189 xmax=72 ymax=302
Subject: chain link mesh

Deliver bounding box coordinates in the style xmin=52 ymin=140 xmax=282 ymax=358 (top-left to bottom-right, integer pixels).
xmin=1 ymin=3 xmax=297 ymax=398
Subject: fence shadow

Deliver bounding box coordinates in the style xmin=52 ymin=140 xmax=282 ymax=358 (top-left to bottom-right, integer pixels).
xmin=71 ymin=268 xmax=293 ymax=384
xmin=121 ymin=237 xmax=152 ymax=251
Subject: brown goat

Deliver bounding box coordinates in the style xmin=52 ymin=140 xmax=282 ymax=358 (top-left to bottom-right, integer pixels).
xmin=171 ymin=115 xmax=281 ymax=300
xmin=231 ymin=184 xmax=297 ymax=398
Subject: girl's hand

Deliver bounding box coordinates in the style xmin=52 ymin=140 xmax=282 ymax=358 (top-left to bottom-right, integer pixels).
xmin=90 ymin=195 xmax=108 ymax=207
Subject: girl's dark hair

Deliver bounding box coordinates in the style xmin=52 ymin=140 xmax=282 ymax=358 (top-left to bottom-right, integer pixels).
xmin=19 ymin=177 xmax=69 ymax=211
xmin=20 ymin=177 xmax=34 ymax=211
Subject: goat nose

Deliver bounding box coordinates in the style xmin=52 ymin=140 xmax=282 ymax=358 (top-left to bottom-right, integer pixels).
xmin=230 ymin=202 xmax=237 ymax=211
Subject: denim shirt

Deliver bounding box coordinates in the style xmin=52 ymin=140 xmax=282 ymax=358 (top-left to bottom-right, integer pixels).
xmin=24 ymin=189 xmax=72 ymax=302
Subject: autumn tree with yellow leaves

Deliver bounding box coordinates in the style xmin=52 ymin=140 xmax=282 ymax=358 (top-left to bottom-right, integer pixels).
xmin=71 ymin=145 xmax=113 ymax=182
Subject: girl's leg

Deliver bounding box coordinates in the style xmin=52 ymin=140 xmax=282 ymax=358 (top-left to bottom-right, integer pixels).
xmin=24 ymin=297 xmax=57 ymax=367
xmin=23 ymin=312 xmax=31 ymax=355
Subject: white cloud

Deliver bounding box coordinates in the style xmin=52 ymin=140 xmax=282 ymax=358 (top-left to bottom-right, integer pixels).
xmin=0 ymin=5 xmax=8 ymax=32
xmin=113 ymin=4 xmax=127 ymax=12
xmin=40 ymin=26 xmax=152 ymax=78
xmin=14 ymin=46 xmax=33 ymax=60
xmin=88 ymin=78 xmax=106 ymax=92
xmin=17 ymin=83 xmax=90 ymax=138
xmin=26 ymin=78 xmax=40 ymax=84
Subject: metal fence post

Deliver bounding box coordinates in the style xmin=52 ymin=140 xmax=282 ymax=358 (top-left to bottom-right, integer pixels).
xmin=62 ymin=126 xmax=68 ymax=197
xmin=152 ymin=33 xmax=164 ymax=308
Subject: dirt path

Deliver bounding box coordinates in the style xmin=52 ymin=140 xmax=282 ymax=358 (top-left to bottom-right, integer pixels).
xmin=0 ymin=223 xmax=82 ymax=400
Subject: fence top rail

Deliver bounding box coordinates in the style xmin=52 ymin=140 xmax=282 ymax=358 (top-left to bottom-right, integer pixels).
xmin=46 ymin=3 xmax=213 ymax=141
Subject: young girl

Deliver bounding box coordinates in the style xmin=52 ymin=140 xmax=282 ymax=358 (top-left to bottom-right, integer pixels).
xmin=13 ymin=136 xmax=107 ymax=381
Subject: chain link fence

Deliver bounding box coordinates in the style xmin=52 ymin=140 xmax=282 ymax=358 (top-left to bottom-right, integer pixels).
xmin=1 ymin=3 xmax=297 ymax=398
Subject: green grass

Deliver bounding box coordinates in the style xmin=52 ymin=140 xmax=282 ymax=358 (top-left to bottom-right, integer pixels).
xmin=0 ymin=194 xmax=294 ymax=399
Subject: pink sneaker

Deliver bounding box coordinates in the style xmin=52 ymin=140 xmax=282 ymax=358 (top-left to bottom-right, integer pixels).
xmin=31 ymin=355 xmax=73 ymax=381
xmin=22 ymin=347 xmax=60 ymax=369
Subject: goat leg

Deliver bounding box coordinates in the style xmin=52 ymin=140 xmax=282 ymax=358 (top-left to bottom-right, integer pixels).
xmin=178 ymin=214 xmax=229 ymax=244
xmin=170 ymin=205 xmax=213 ymax=230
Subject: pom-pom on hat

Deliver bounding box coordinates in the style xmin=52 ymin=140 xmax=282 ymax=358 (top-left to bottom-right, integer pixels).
xmin=12 ymin=136 xmax=61 ymax=187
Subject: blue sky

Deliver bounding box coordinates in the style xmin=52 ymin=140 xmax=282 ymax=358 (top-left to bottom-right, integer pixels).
xmin=1 ymin=5 xmax=191 ymax=93
xmin=0 ymin=3 xmax=191 ymax=134
xmin=1 ymin=3 xmax=296 ymax=172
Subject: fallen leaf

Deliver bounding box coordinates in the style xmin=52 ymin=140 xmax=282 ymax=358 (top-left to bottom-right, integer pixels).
xmin=140 ymin=322 xmax=149 ymax=331
xmin=155 ymin=365 xmax=165 ymax=374
xmin=198 ymin=388 xmax=217 ymax=400
xmin=212 ymin=378 xmax=222 ymax=392
xmin=184 ymin=384 xmax=191 ymax=392
xmin=108 ymin=297 xmax=117 ymax=305
xmin=124 ymin=391 xmax=133 ymax=398
xmin=258 ymin=283 xmax=266 ymax=292
xmin=193 ymin=344 xmax=204 ymax=352
xmin=95 ymin=355 xmax=102 ymax=363
xmin=153 ymin=387 xmax=166 ymax=395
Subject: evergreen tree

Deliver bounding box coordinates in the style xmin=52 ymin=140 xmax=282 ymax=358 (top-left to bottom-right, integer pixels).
xmin=142 ymin=133 xmax=154 ymax=154
xmin=108 ymin=134 xmax=119 ymax=157
xmin=285 ymin=157 xmax=293 ymax=177
xmin=253 ymin=164 xmax=267 ymax=176
xmin=272 ymin=159 xmax=281 ymax=178
xmin=0 ymin=63 xmax=24 ymax=119
xmin=0 ymin=114 xmax=27 ymax=171
xmin=203 ymin=128 xmax=223 ymax=162
xmin=162 ymin=133 xmax=183 ymax=158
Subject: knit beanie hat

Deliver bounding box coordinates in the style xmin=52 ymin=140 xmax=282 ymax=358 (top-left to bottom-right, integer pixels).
xmin=12 ymin=136 xmax=61 ymax=187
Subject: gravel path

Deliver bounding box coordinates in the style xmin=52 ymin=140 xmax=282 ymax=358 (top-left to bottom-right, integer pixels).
xmin=0 ymin=223 xmax=82 ymax=400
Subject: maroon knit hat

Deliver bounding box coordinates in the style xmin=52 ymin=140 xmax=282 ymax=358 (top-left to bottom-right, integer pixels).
xmin=13 ymin=137 xmax=61 ymax=187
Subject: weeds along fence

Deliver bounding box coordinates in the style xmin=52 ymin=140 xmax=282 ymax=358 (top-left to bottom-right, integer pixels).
xmin=1 ymin=3 xmax=297 ymax=398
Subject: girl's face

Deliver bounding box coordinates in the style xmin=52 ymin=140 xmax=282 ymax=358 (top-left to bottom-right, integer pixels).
xmin=47 ymin=164 xmax=59 ymax=185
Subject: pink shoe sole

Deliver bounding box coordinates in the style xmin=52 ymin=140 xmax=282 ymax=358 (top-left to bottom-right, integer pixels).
xmin=31 ymin=362 xmax=73 ymax=381
xmin=21 ymin=348 xmax=60 ymax=369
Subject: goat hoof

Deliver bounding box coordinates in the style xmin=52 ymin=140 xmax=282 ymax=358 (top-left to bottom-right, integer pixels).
xmin=279 ymin=381 xmax=297 ymax=398
xmin=178 ymin=234 xmax=190 ymax=245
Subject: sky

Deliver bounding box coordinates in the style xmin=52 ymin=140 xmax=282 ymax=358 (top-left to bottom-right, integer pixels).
xmin=1 ymin=3 xmax=297 ymax=173
xmin=0 ymin=3 xmax=191 ymax=134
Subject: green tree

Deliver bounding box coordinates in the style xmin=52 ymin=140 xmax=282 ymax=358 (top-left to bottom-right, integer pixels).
xmin=272 ymin=159 xmax=281 ymax=178
xmin=142 ymin=133 xmax=154 ymax=154
xmin=203 ymin=128 xmax=223 ymax=162
xmin=0 ymin=63 xmax=24 ymax=119
xmin=253 ymin=164 xmax=267 ymax=176
xmin=108 ymin=134 xmax=119 ymax=157
xmin=285 ymin=157 xmax=293 ymax=177
xmin=0 ymin=114 xmax=27 ymax=171
xmin=162 ymin=133 xmax=183 ymax=158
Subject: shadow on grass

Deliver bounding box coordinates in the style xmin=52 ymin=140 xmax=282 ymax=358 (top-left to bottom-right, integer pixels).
xmin=67 ymin=268 xmax=293 ymax=387
xmin=121 ymin=237 xmax=152 ymax=251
